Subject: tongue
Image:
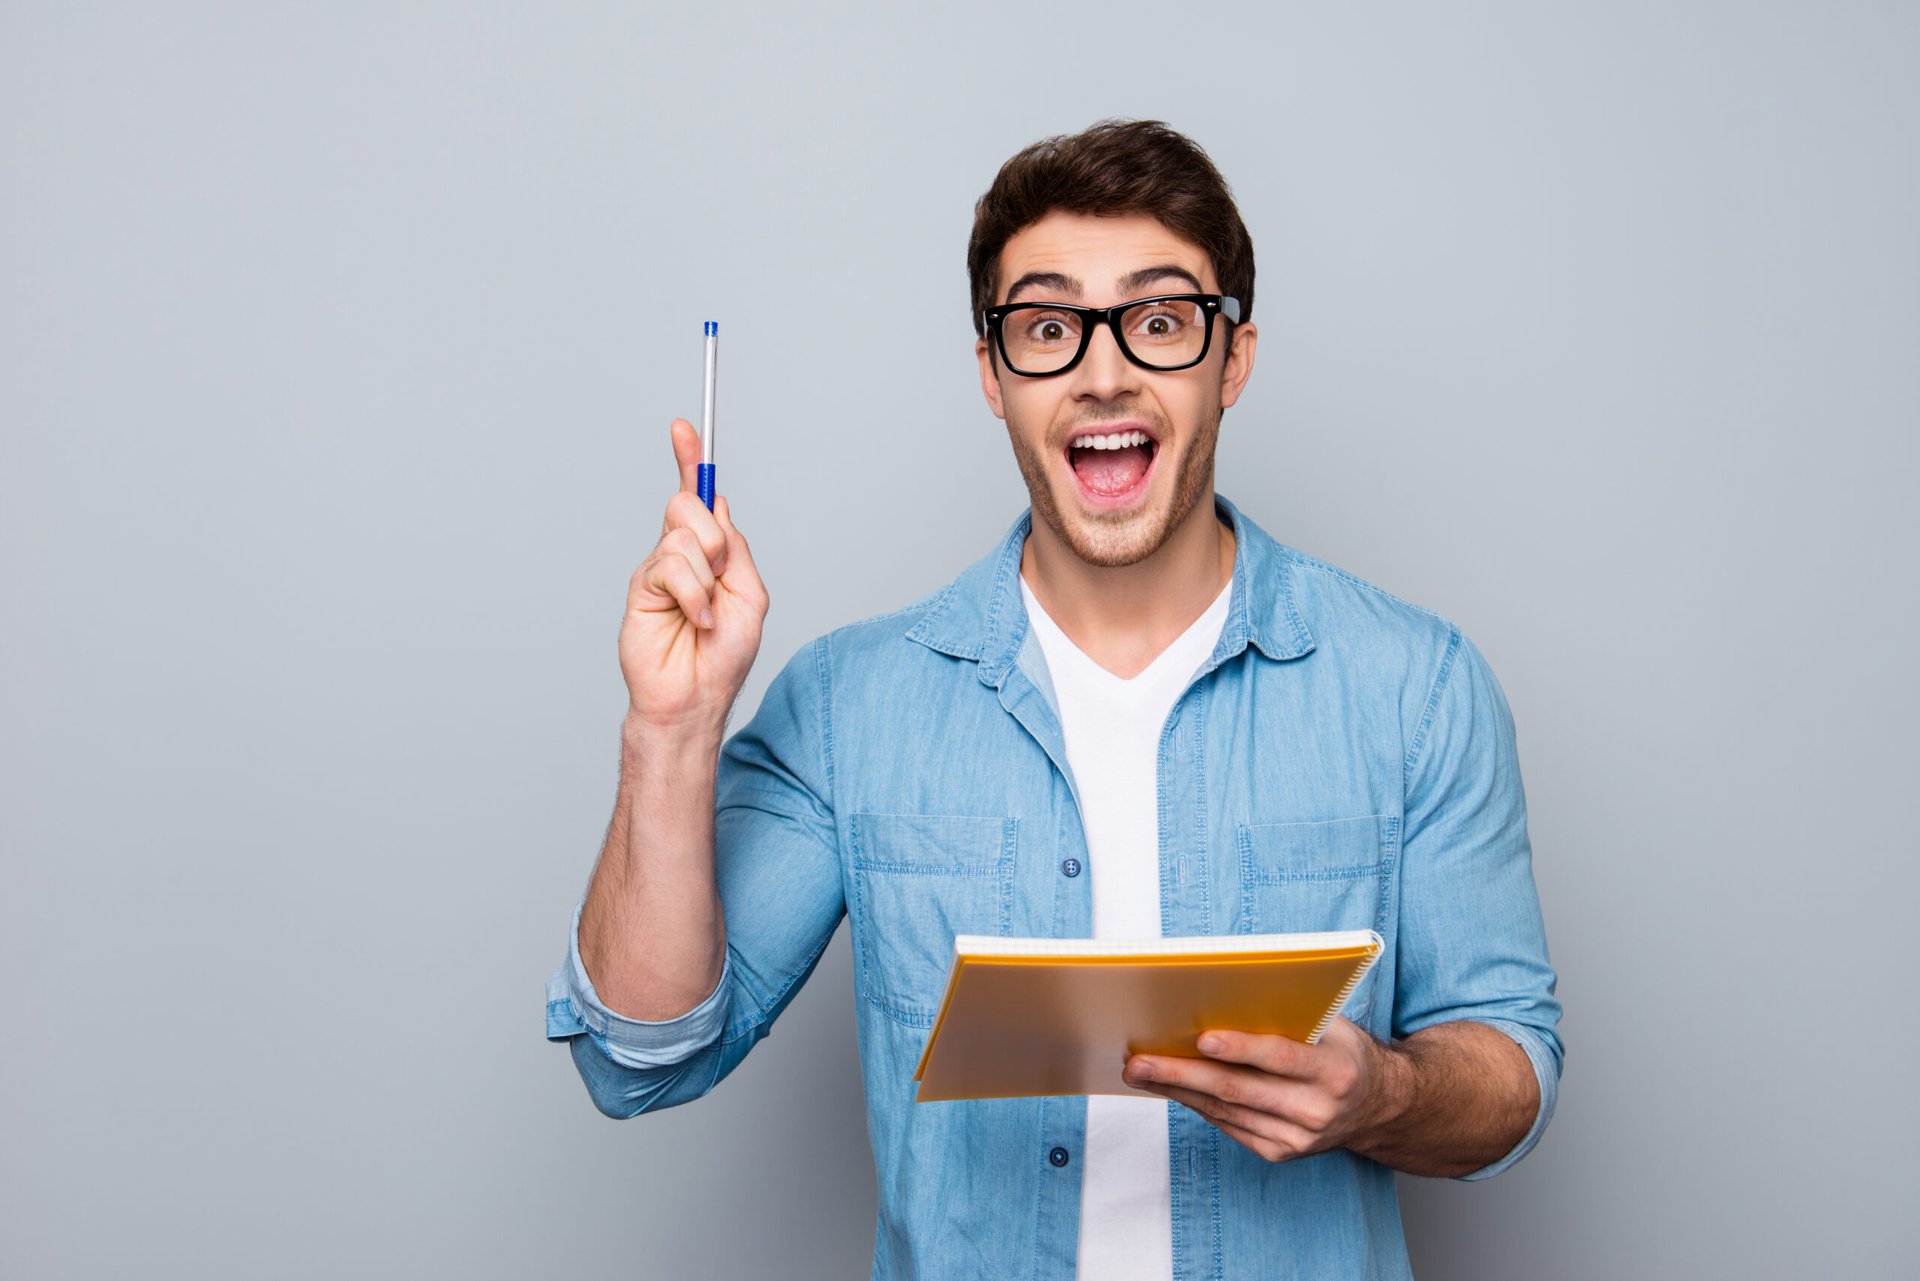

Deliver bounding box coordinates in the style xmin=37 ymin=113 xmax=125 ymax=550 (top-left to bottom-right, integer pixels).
xmin=1072 ymin=444 xmax=1151 ymax=495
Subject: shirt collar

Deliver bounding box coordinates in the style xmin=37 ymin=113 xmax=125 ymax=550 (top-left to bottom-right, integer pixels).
xmin=903 ymin=492 xmax=1315 ymax=685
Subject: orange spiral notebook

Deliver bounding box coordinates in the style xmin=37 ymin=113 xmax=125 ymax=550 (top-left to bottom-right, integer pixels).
xmin=912 ymin=930 xmax=1384 ymax=1102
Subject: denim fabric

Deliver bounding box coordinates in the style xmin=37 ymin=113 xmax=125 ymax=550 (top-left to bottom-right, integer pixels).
xmin=546 ymin=493 xmax=1563 ymax=1280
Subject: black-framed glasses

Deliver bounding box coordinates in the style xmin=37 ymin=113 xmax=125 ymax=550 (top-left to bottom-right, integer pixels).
xmin=982 ymin=293 xmax=1242 ymax=377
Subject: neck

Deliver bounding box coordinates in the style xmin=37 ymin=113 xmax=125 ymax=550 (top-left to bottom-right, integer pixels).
xmin=1020 ymin=489 xmax=1235 ymax=680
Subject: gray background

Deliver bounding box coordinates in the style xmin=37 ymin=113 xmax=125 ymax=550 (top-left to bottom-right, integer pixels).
xmin=3 ymin=3 xmax=1914 ymax=1278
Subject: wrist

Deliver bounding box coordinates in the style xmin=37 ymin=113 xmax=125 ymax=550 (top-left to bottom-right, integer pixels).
xmin=1357 ymin=1035 xmax=1418 ymax=1141
xmin=621 ymin=709 xmax=728 ymax=760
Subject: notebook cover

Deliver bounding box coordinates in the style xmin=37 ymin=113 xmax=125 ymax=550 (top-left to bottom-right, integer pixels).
xmin=912 ymin=933 xmax=1383 ymax=1102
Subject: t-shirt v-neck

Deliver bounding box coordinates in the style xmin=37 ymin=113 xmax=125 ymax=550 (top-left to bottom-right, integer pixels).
xmin=1020 ymin=574 xmax=1233 ymax=708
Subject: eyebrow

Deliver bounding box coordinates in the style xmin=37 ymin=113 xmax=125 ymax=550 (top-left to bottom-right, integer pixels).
xmin=1119 ymin=264 xmax=1205 ymax=296
xmin=1002 ymin=264 xmax=1207 ymax=305
xmin=1003 ymin=271 xmax=1078 ymax=304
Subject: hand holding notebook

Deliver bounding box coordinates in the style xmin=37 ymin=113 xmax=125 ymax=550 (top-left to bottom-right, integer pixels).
xmin=913 ymin=930 xmax=1383 ymax=1102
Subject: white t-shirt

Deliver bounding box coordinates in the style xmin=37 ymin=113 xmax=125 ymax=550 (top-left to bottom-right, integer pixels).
xmin=1019 ymin=572 xmax=1234 ymax=1281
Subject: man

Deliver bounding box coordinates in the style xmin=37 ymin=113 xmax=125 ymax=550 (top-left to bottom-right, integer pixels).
xmin=545 ymin=120 xmax=1562 ymax=1280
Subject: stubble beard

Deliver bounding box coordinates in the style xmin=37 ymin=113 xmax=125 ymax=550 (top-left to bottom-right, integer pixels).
xmin=1007 ymin=401 xmax=1221 ymax=570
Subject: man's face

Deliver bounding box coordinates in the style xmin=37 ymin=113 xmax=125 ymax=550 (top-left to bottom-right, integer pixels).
xmin=976 ymin=211 xmax=1257 ymax=568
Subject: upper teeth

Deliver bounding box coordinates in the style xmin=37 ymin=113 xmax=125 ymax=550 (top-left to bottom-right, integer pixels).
xmin=1073 ymin=430 xmax=1150 ymax=450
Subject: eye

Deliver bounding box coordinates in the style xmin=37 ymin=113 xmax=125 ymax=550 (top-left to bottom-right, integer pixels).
xmin=1128 ymin=304 xmax=1189 ymax=340
xmin=1020 ymin=310 xmax=1079 ymax=345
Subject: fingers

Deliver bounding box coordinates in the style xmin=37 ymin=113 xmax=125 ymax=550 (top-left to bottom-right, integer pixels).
xmin=670 ymin=418 xmax=702 ymax=494
xmin=1136 ymin=1075 xmax=1310 ymax=1152
xmin=661 ymin=489 xmax=728 ymax=578
xmin=638 ymin=493 xmax=756 ymax=632
xmin=1190 ymin=1028 xmax=1315 ymax=1079
xmin=1124 ymin=1056 xmax=1324 ymax=1163
xmin=638 ymin=543 xmax=716 ymax=629
xmin=1126 ymin=1053 xmax=1278 ymax=1113
xmin=1192 ymin=1026 xmax=1367 ymax=1110
xmin=647 ymin=419 xmax=764 ymax=625
xmin=712 ymin=495 xmax=767 ymax=610
xmin=659 ymin=527 xmax=717 ymax=596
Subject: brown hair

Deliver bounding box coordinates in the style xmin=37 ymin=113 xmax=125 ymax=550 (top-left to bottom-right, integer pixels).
xmin=966 ymin=119 xmax=1256 ymax=337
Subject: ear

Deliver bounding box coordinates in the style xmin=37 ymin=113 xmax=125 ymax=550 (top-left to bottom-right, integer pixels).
xmin=976 ymin=335 xmax=1007 ymax=420
xmin=1217 ymin=321 xmax=1258 ymax=410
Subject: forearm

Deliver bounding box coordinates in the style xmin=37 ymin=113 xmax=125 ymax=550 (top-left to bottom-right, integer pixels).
xmin=1349 ymin=1021 xmax=1540 ymax=1178
xmin=577 ymin=712 xmax=728 ymax=1021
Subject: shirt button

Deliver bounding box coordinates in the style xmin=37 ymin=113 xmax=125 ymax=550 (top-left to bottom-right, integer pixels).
xmin=1061 ymin=858 xmax=1081 ymax=878
xmin=1048 ymin=1146 xmax=1070 ymax=1168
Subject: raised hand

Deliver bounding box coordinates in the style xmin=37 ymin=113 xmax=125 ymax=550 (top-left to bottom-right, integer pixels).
xmin=619 ymin=418 xmax=770 ymax=734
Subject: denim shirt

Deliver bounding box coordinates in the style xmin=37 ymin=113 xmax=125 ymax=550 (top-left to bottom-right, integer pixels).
xmin=545 ymin=494 xmax=1563 ymax=1281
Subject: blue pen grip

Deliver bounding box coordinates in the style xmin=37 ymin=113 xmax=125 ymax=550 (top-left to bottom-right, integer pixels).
xmin=696 ymin=463 xmax=716 ymax=511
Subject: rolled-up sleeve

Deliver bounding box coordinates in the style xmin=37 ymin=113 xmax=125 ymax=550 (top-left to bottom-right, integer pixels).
xmin=544 ymin=636 xmax=847 ymax=1119
xmin=545 ymin=899 xmax=733 ymax=1068
xmin=1394 ymin=628 xmax=1564 ymax=1180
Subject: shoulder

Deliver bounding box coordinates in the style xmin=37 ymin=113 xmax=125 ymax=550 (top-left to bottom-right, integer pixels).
xmin=814 ymin=584 xmax=951 ymax=665
xmin=761 ymin=583 xmax=966 ymax=713
xmin=1250 ymin=537 xmax=1515 ymax=783
xmin=1227 ymin=498 xmax=1462 ymax=673
xmin=1286 ymin=547 xmax=1461 ymax=660
xmin=1282 ymin=549 xmax=1481 ymax=743
xmin=734 ymin=588 xmax=953 ymax=750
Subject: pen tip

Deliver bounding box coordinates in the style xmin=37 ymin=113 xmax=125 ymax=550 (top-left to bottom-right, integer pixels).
xmin=704 ymin=320 xmax=718 ymax=337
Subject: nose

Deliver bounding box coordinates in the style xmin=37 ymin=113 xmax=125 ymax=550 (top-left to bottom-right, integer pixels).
xmin=1064 ymin=316 xmax=1141 ymax=403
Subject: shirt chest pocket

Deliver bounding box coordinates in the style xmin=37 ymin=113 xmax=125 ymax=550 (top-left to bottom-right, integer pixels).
xmin=850 ymin=812 xmax=1017 ymax=1029
xmin=1236 ymin=814 xmax=1397 ymax=1024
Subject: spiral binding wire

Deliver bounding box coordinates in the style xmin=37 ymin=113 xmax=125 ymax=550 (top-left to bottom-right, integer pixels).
xmin=1304 ymin=930 xmax=1385 ymax=1045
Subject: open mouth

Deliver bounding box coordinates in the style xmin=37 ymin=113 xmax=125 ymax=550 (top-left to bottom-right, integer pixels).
xmin=1065 ymin=426 xmax=1158 ymax=509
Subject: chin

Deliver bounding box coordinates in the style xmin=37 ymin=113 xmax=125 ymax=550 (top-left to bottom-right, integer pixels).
xmin=1025 ymin=470 xmax=1193 ymax=569
xmin=1053 ymin=502 xmax=1172 ymax=568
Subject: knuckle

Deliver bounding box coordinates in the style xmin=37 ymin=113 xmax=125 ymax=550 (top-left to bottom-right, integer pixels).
xmin=1213 ymin=1075 xmax=1244 ymax=1107
xmin=665 ymin=513 xmax=723 ymax=562
xmin=663 ymin=558 xmax=698 ymax=591
xmin=684 ymin=549 xmax=717 ymax=583
xmin=642 ymin=559 xmax=674 ymax=590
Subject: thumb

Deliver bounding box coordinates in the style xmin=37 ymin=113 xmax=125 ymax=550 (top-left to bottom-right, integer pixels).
xmin=670 ymin=418 xmax=702 ymax=494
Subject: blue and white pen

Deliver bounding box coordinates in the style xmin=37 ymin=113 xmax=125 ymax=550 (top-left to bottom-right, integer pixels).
xmin=698 ymin=320 xmax=718 ymax=511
